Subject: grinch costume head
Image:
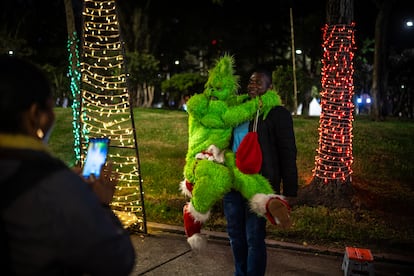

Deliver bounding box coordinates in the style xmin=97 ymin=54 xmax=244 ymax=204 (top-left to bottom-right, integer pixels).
xmin=180 ymin=54 xmax=292 ymax=250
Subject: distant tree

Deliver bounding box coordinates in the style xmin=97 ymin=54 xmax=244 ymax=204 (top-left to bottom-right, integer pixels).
xmin=272 ymin=65 xmax=314 ymax=114
xmin=0 ymin=1 xmax=34 ymax=58
xmin=273 ymin=66 xmax=294 ymax=110
xmin=371 ymin=0 xmax=395 ymax=120
xmin=387 ymin=49 xmax=414 ymax=117
xmin=0 ymin=34 xmax=33 ymax=58
xmin=161 ymin=73 xmax=207 ymax=108
xmin=42 ymin=63 xmax=70 ymax=105
xmin=294 ymin=8 xmax=324 ymax=116
xmin=353 ymin=38 xmax=375 ymax=100
xmin=126 ymin=51 xmax=160 ymax=107
xmin=117 ymin=2 xmax=153 ymax=53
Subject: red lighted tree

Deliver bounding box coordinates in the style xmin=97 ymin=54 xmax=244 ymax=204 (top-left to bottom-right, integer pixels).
xmin=300 ymin=0 xmax=356 ymax=207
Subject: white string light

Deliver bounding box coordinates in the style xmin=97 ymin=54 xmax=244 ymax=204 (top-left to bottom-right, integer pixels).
xmin=81 ymin=0 xmax=145 ymax=231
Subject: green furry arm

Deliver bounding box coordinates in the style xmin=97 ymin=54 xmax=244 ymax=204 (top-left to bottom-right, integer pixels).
xmin=234 ymin=94 xmax=250 ymax=104
xmin=186 ymin=93 xmax=209 ymax=119
xmin=221 ymin=90 xmax=281 ymax=126
xmin=260 ymin=89 xmax=282 ymax=119
xmin=221 ymin=96 xmax=260 ymax=127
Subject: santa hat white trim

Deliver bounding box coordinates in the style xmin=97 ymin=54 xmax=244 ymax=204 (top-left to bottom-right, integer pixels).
xmin=179 ymin=179 xmax=193 ymax=198
xmin=187 ymin=233 xmax=207 ymax=251
xmin=188 ymin=201 xmax=210 ymax=223
xmin=250 ymin=193 xmax=287 ymax=216
xmin=250 ymin=193 xmax=271 ymax=216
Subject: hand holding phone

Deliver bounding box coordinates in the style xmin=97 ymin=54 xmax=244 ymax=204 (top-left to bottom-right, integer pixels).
xmin=87 ymin=161 xmax=118 ymax=206
xmin=82 ymin=137 xmax=109 ymax=179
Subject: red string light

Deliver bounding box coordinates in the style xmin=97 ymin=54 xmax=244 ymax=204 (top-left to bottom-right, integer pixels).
xmin=313 ymin=23 xmax=356 ymax=183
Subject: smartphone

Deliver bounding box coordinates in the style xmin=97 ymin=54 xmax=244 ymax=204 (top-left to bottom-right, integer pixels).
xmin=82 ymin=137 xmax=110 ymax=179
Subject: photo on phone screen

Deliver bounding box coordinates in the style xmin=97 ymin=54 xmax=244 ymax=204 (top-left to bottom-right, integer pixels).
xmin=82 ymin=137 xmax=109 ymax=179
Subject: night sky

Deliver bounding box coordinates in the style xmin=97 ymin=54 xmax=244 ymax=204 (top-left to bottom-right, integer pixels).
xmin=1 ymin=0 xmax=413 ymax=65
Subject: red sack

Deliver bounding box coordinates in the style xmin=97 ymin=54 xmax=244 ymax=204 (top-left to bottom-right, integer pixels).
xmin=236 ymin=110 xmax=262 ymax=174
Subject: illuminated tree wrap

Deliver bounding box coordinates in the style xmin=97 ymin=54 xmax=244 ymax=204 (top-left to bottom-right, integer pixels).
xmin=81 ymin=0 xmax=146 ymax=232
xmin=67 ymin=32 xmax=82 ymax=162
xmin=64 ymin=0 xmax=82 ymax=163
xmin=313 ymin=23 xmax=356 ymax=183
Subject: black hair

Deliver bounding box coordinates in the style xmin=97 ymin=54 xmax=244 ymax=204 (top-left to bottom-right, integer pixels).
xmin=250 ymin=66 xmax=273 ymax=90
xmin=252 ymin=66 xmax=272 ymax=83
xmin=0 ymin=55 xmax=52 ymax=133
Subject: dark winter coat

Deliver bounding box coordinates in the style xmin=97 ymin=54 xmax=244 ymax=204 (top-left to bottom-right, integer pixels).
xmin=0 ymin=135 xmax=135 ymax=276
xmin=252 ymin=106 xmax=298 ymax=196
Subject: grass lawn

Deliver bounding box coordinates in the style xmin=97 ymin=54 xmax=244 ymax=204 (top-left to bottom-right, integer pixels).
xmin=50 ymin=107 xmax=414 ymax=255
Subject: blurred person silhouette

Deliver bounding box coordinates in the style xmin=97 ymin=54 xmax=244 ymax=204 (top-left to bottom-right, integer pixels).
xmin=0 ymin=55 xmax=135 ymax=275
xmin=223 ymin=69 xmax=298 ymax=276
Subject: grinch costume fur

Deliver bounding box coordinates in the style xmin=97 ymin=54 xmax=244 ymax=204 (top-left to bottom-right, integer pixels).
xmin=180 ymin=55 xmax=291 ymax=250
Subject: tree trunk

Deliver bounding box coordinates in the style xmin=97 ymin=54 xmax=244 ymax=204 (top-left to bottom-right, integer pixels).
xmin=64 ymin=0 xmax=82 ymax=162
xmin=326 ymin=0 xmax=353 ymax=24
xmin=136 ymin=85 xmax=144 ymax=107
xmin=305 ymin=0 xmax=355 ymax=208
xmin=142 ymin=82 xmax=149 ymax=107
xmin=371 ymin=0 xmax=394 ymax=120
xmin=146 ymin=85 xmax=155 ymax=108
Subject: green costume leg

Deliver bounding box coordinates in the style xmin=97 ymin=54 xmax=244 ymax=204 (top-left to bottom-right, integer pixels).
xmin=233 ymin=170 xmax=274 ymax=198
xmin=224 ymin=150 xmax=291 ymax=227
xmin=184 ymin=157 xmax=197 ymax=184
xmin=224 ymin=151 xmax=274 ymax=198
xmin=182 ymin=158 xmax=233 ymax=251
xmin=190 ymin=159 xmax=233 ymax=218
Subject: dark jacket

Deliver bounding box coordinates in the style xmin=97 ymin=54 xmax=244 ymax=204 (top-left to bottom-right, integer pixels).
xmin=252 ymin=106 xmax=298 ymax=196
xmin=0 ymin=136 xmax=135 ymax=276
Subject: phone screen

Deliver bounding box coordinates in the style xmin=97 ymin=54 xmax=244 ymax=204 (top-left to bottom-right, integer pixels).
xmin=82 ymin=137 xmax=109 ymax=179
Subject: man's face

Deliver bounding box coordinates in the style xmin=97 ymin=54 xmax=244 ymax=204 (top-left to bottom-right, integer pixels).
xmin=247 ymin=72 xmax=270 ymax=98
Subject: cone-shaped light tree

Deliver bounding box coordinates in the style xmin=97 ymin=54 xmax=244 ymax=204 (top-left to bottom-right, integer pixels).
xmin=80 ymin=0 xmax=146 ymax=232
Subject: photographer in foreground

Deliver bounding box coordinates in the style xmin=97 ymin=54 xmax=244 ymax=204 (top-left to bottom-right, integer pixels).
xmin=0 ymin=55 xmax=135 ymax=275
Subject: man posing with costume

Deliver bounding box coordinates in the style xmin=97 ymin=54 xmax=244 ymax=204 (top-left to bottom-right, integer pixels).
xmin=180 ymin=55 xmax=293 ymax=251
xmin=223 ymin=69 xmax=298 ymax=276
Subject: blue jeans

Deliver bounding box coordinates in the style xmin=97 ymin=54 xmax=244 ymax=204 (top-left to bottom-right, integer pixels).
xmin=223 ymin=190 xmax=267 ymax=276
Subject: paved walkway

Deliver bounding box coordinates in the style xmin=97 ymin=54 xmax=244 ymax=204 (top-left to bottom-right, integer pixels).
xmin=128 ymin=222 xmax=414 ymax=276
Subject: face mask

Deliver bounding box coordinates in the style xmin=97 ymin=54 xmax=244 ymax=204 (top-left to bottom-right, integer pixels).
xmin=37 ymin=122 xmax=55 ymax=145
xmin=41 ymin=121 xmax=55 ymax=145
xmin=37 ymin=100 xmax=56 ymax=145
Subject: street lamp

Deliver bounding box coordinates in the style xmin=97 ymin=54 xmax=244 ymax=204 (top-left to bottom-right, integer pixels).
xmin=406 ymin=20 xmax=413 ymax=28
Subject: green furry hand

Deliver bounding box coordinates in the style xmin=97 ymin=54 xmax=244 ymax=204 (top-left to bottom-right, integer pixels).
xmin=260 ymin=90 xmax=282 ymax=119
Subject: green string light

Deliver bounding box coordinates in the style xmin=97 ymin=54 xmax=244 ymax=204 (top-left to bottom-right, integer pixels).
xmin=67 ymin=31 xmax=83 ymax=163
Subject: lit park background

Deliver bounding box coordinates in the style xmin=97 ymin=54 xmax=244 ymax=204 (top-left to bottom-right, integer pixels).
xmin=1 ymin=0 xmax=413 ymax=253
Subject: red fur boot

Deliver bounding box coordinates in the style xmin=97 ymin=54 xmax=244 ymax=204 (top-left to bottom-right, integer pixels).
xmin=183 ymin=203 xmax=206 ymax=251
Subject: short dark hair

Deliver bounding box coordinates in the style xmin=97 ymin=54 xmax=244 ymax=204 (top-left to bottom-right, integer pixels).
xmin=252 ymin=67 xmax=272 ymax=82
xmin=251 ymin=67 xmax=272 ymax=89
xmin=0 ymin=55 xmax=52 ymax=133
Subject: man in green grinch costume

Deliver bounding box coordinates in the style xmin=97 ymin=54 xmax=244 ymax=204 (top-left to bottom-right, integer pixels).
xmin=180 ymin=55 xmax=292 ymax=250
